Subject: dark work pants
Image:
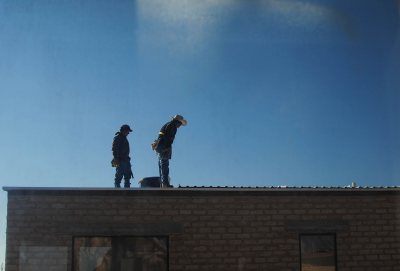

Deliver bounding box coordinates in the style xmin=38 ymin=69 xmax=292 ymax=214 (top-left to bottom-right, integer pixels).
xmin=158 ymin=158 xmax=170 ymax=185
xmin=114 ymin=160 xmax=131 ymax=187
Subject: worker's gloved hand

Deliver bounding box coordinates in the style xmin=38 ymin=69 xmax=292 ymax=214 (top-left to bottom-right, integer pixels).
xmin=111 ymin=158 xmax=120 ymax=167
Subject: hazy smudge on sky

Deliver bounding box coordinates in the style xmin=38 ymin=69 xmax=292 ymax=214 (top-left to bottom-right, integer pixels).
xmin=262 ymin=0 xmax=358 ymax=41
xmin=136 ymin=0 xmax=357 ymax=55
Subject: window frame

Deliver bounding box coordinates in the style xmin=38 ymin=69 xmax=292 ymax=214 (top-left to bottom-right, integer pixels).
xmin=72 ymin=235 xmax=169 ymax=271
xmin=299 ymin=233 xmax=338 ymax=271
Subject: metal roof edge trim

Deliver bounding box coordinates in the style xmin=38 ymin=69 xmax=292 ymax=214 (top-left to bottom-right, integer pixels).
xmin=3 ymin=186 xmax=400 ymax=193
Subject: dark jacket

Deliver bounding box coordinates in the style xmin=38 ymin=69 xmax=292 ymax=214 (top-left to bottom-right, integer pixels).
xmin=112 ymin=132 xmax=130 ymax=161
xmin=156 ymin=119 xmax=180 ymax=159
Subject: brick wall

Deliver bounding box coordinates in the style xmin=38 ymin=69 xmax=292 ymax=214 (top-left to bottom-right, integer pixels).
xmin=4 ymin=188 xmax=400 ymax=271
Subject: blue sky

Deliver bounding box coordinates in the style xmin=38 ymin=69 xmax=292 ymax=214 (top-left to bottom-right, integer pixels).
xmin=1 ymin=0 xmax=399 ymax=264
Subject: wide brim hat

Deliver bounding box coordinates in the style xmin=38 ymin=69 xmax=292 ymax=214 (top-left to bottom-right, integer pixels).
xmin=172 ymin=114 xmax=187 ymax=126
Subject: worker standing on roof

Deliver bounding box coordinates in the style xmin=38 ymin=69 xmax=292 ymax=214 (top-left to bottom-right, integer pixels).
xmin=152 ymin=115 xmax=187 ymax=188
xmin=111 ymin=124 xmax=133 ymax=188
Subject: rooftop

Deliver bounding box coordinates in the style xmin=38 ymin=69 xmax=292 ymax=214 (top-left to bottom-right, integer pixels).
xmin=3 ymin=185 xmax=400 ymax=191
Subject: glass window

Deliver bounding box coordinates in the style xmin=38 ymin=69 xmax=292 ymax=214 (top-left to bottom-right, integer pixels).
xmin=300 ymin=234 xmax=337 ymax=271
xmin=73 ymin=236 xmax=168 ymax=271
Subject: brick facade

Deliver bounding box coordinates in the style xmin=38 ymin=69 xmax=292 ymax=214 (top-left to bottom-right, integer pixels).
xmin=4 ymin=187 xmax=400 ymax=271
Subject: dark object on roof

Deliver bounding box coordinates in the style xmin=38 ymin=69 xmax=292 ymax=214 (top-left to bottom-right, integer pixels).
xmin=139 ymin=177 xmax=161 ymax=188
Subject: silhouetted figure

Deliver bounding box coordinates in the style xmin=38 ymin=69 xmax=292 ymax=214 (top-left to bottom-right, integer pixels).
xmin=153 ymin=115 xmax=187 ymax=188
xmin=112 ymin=124 xmax=133 ymax=188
